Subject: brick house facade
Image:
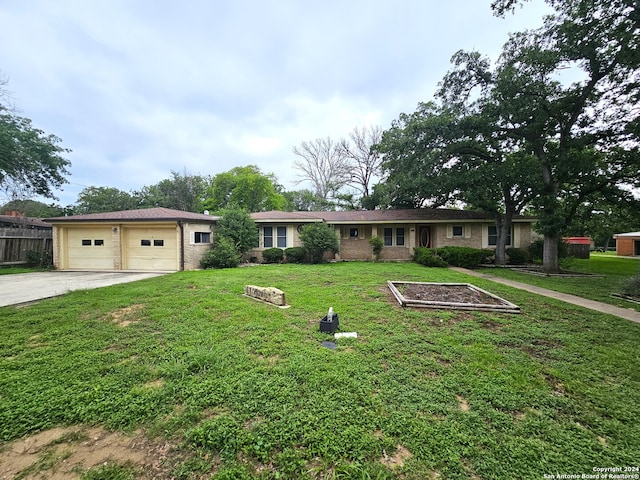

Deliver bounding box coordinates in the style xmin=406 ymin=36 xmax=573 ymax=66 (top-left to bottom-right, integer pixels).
xmin=250 ymin=209 xmax=535 ymax=262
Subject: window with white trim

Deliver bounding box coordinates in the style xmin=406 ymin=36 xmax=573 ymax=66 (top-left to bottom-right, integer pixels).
xmin=452 ymin=225 xmax=464 ymax=237
xmin=263 ymin=226 xmax=287 ymax=248
xmin=194 ymin=231 xmax=211 ymax=244
xmin=383 ymin=227 xmax=393 ymax=246
xmin=383 ymin=227 xmax=405 ymax=246
xmin=276 ymin=226 xmax=287 ymax=248
xmin=488 ymin=225 xmax=512 ymax=246
xmin=263 ymin=226 xmax=273 ymax=248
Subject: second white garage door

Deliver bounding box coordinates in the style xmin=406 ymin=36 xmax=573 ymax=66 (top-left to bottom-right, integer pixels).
xmin=123 ymin=227 xmax=178 ymax=271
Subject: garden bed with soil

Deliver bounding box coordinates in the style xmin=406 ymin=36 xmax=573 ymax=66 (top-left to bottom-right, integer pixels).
xmin=387 ymin=281 xmax=520 ymax=313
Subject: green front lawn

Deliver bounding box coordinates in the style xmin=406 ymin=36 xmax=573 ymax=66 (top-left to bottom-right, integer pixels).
xmin=477 ymin=254 xmax=640 ymax=311
xmin=1 ymin=262 xmax=639 ymax=479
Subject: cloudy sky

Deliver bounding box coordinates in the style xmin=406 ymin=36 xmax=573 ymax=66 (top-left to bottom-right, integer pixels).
xmin=1 ymin=0 xmax=550 ymax=207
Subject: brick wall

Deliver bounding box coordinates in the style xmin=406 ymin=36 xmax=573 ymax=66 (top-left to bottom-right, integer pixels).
xmin=434 ymin=223 xmax=483 ymax=249
xmin=183 ymin=222 xmax=215 ymax=270
xmin=617 ymin=238 xmax=635 ymax=256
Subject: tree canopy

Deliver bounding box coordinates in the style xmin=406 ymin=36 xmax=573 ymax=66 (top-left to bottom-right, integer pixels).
xmin=0 ymin=78 xmax=71 ymax=200
xmin=375 ymin=0 xmax=640 ymax=271
xmin=74 ymin=186 xmax=138 ymax=214
xmin=137 ymin=170 xmax=209 ymax=212
xmin=204 ymin=165 xmax=288 ymax=213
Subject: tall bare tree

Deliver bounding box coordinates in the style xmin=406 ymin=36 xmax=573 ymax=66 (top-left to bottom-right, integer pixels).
xmin=292 ymin=137 xmax=350 ymax=202
xmin=340 ymin=125 xmax=383 ymax=198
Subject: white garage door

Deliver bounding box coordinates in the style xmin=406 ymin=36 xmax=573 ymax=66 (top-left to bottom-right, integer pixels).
xmin=66 ymin=228 xmax=115 ymax=270
xmin=123 ymin=227 xmax=178 ymax=271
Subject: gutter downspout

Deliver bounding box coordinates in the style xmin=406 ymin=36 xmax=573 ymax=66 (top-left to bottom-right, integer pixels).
xmin=178 ymin=221 xmax=185 ymax=271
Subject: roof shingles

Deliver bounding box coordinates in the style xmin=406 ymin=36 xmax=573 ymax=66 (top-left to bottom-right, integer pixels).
xmin=45 ymin=207 xmax=219 ymax=223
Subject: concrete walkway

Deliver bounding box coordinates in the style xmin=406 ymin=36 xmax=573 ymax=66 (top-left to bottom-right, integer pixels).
xmin=450 ymin=267 xmax=640 ymax=324
xmin=0 ymin=271 xmax=167 ymax=307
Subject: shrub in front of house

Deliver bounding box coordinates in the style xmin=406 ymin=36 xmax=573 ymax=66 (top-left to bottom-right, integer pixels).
xmin=436 ymin=246 xmax=493 ymax=268
xmin=200 ymin=235 xmax=241 ymax=269
xmin=506 ymin=247 xmax=530 ymax=265
xmin=262 ymin=248 xmax=284 ymax=264
xmin=413 ymin=247 xmax=447 ymax=268
xmin=284 ymin=247 xmax=306 ymax=264
xmin=299 ymin=222 xmax=339 ymax=264
xmin=369 ymin=236 xmax=384 ymax=261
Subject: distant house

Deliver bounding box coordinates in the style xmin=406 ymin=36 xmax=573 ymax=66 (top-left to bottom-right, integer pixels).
xmin=0 ymin=211 xmax=52 ymax=231
xmin=613 ymin=232 xmax=640 ymax=257
xmin=46 ymin=208 xmax=218 ymax=271
xmin=250 ymin=209 xmax=536 ymax=262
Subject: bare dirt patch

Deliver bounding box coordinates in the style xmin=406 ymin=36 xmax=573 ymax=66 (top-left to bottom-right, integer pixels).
xmin=380 ymin=444 xmax=412 ymax=470
xmin=0 ymin=426 xmax=180 ymax=479
xmin=108 ymin=304 xmax=145 ymax=327
xmin=456 ymin=395 xmax=470 ymax=412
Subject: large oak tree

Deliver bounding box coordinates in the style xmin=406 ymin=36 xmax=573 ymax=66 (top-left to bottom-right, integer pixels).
xmin=376 ymin=0 xmax=640 ymax=271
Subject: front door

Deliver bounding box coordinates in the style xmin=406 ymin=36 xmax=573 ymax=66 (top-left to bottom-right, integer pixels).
xmin=419 ymin=226 xmax=431 ymax=248
xmin=635 ymin=240 xmax=640 ymax=256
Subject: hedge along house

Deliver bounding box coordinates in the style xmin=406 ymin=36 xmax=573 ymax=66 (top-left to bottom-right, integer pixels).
xmin=45 ymin=207 xmax=219 ymax=271
xmin=250 ymin=209 xmax=536 ymax=262
xmin=614 ymin=231 xmax=640 ymax=257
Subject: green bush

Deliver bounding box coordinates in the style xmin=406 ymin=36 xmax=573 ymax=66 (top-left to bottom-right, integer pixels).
xmin=506 ymin=247 xmax=530 ymax=265
xmin=284 ymin=247 xmax=306 ymax=263
xmin=299 ymin=222 xmax=339 ymax=264
xmin=436 ymin=246 xmax=493 ymax=268
xmin=368 ymin=236 xmax=384 ymax=261
xmin=262 ymin=248 xmax=284 ymax=264
xmin=413 ymin=247 xmax=447 ymax=267
xmin=215 ymin=207 xmax=259 ymax=256
xmin=200 ymin=236 xmax=241 ymax=269
xmin=26 ymin=249 xmax=52 ymax=267
xmin=620 ymin=273 xmax=640 ymax=297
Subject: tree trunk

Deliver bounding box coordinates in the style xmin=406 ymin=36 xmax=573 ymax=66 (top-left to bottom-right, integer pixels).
xmin=494 ymin=206 xmax=515 ymax=266
xmin=543 ymin=234 xmax=560 ymax=273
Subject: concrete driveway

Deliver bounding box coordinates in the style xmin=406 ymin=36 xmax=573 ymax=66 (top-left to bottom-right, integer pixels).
xmin=0 ymin=271 xmax=168 ymax=307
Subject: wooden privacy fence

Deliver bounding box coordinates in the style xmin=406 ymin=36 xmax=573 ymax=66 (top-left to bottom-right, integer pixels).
xmin=0 ymin=229 xmax=53 ymax=265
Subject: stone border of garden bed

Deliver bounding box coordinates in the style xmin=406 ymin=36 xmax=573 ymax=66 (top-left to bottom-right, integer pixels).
xmin=511 ymin=267 xmax=604 ymax=278
xmin=387 ymin=281 xmax=521 ymax=314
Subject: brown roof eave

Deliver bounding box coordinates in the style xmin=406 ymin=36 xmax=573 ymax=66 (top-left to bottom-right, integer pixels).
xmin=46 ymin=217 xmax=219 ymax=224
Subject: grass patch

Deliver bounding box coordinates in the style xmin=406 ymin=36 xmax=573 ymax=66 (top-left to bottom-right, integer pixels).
xmin=478 ymin=254 xmax=640 ymax=311
xmin=1 ymin=262 xmax=639 ymax=479
xmin=0 ymin=266 xmax=40 ymax=275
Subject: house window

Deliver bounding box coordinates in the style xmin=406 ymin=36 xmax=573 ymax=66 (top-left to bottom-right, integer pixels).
xmin=154 ymin=239 xmax=164 ymax=247
xmin=81 ymin=239 xmax=92 ymax=246
xmin=452 ymin=225 xmax=464 ymax=237
xmin=349 ymin=228 xmax=359 ymax=238
xmin=384 ymin=228 xmax=393 ymax=246
xmin=263 ymin=226 xmax=286 ymax=248
xmin=194 ymin=232 xmax=211 ymax=244
xmin=94 ymin=239 xmax=104 ymax=246
xmin=263 ymin=227 xmax=273 ymax=248
xmin=488 ymin=225 xmax=512 ymax=246
xmin=383 ymin=227 xmax=405 ymax=246
xmin=276 ymin=226 xmax=287 ymax=248
xmin=141 ymin=239 xmax=151 ymax=246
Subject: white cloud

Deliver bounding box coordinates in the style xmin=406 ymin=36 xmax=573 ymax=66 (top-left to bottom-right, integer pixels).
xmin=0 ymin=0 xmax=552 ymax=206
